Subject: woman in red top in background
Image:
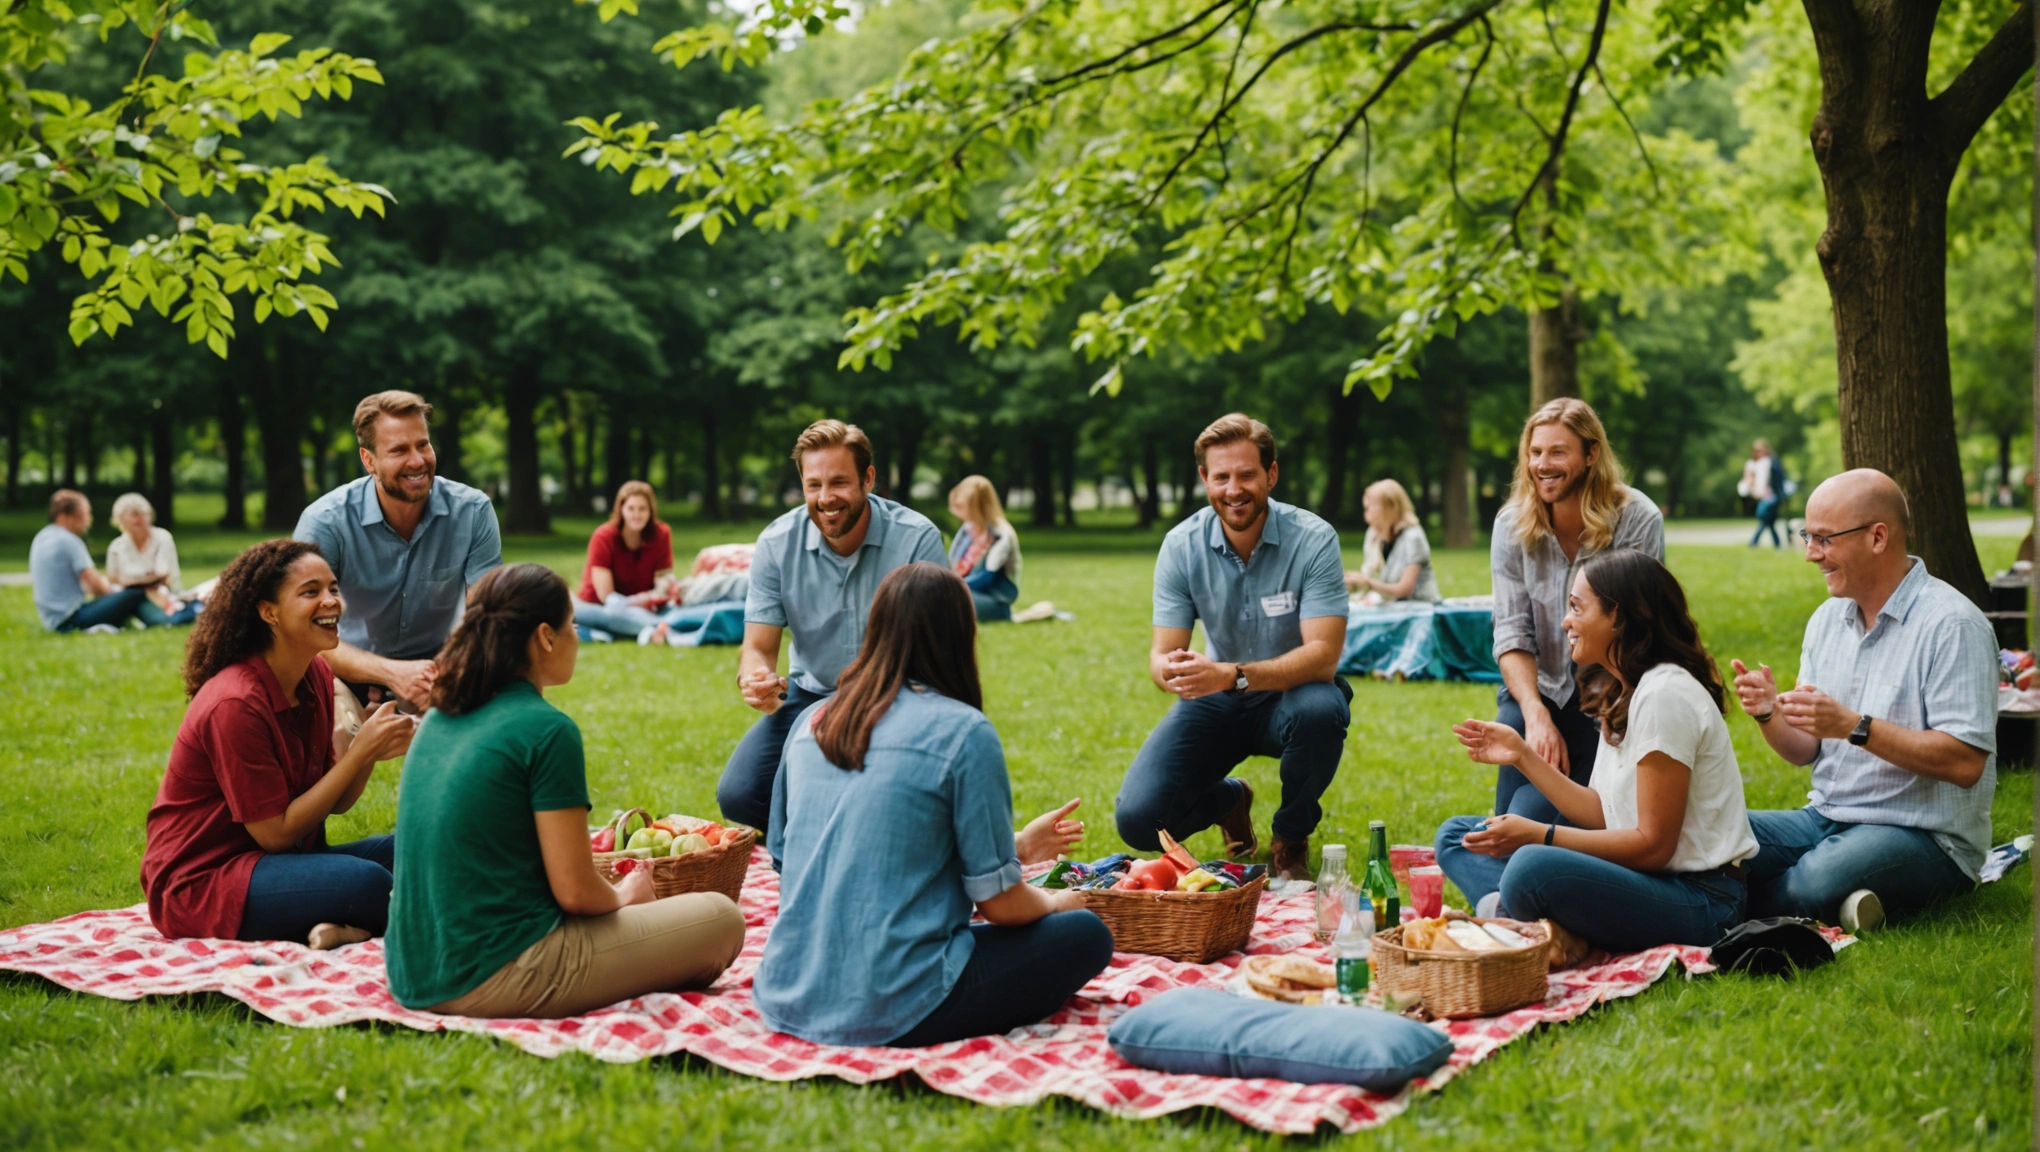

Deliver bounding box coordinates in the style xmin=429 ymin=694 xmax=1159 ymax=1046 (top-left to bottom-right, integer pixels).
xmin=141 ymin=539 xmax=417 ymax=949
xmin=571 ymin=480 xmax=680 ymax=644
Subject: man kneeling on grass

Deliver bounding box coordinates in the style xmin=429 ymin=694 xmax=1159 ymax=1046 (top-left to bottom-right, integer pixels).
xmin=1729 ymin=469 xmax=1997 ymax=933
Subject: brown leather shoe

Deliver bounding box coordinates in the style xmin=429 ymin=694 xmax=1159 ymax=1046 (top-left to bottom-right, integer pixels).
xmin=1270 ymin=836 xmax=1311 ymax=883
xmin=1215 ymin=780 xmax=1257 ymax=859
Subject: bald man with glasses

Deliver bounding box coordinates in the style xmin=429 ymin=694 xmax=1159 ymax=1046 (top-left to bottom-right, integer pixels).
xmin=1728 ymin=469 xmax=1997 ymax=933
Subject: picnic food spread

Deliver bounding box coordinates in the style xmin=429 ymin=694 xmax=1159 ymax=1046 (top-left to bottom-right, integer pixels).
xmin=1240 ymin=954 xmax=1337 ymax=1003
xmin=591 ymin=808 xmax=736 ymax=859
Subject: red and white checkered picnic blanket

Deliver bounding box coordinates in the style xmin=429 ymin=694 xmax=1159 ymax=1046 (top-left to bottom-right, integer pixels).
xmin=0 ymin=851 xmax=1776 ymax=1134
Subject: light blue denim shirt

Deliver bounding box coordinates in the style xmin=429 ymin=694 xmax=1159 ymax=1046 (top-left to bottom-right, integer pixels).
xmin=293 ymin=476 xmax=503 ymax=661
xmin=757 ymin=686 xmax=1021 ymax=1046
xmin=744 ymin=495 xmax=947 ymax=694
xmin=1152 ymin=500 xmax=1348 ymax=666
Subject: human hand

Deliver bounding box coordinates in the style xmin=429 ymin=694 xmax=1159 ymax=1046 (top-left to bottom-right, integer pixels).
xmin=1453 ymin=719 xmax=1529 ymax=767
xmin=613 ymin=865 xmax=657 ymax=906
xmin=385 ymin=660 xmax=437 ymax=711
xmin=1461 ymin=814 xmax=1544 ymax=858
xmin=1015 ymin=798 xmax=1085 ymax=865
xmin=1049 ymin=887 xmax=1091 ymax=914
xmin=1777 ymin=685 xmax=1859 ymax=740
xmin=1160 ymin=649 xmax=1231 ymax=700
xmin=1729 ymin=659 xmax=1780 ymax=719
xmin=356 ymin=701 xmax=419 ymax=763
xmin=627 ymin=590 xmax=666 ymax=610
xmin=740 ymin=667 xmax=788 ymax=714
xmin=1522 ymin=706 xmax=1567 ymax=773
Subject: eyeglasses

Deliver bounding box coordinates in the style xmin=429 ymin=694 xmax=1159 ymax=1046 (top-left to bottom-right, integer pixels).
xmin=1798 ymin=524 xmax=1872 ymax=551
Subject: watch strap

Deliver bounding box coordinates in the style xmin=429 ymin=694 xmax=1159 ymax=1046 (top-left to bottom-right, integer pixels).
xmin=1848 ymin=714 xmax=1873 ymax=745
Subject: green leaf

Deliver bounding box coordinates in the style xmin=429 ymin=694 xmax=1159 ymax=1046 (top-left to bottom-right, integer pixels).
xmin=249 ymin=33 xmax=293 ymax=58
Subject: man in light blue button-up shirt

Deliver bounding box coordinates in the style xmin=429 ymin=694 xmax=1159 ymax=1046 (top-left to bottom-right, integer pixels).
xmin=1115 ymin=415 xmax=1351 ymax=881
xmin=1730 ymin=470 xmax=1996 ymax=932
xmin=294 ymin=392 xmax=502 ymax=708
xmin=715 ymin=420 xmax=946 ymax=830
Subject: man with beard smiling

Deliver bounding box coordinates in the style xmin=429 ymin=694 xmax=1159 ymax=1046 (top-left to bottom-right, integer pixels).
xmin=716 ymin=419 xmax=946 ymax=832
xmin=294 ymin=391 xmax=502 ymax=711
xmin=1481 ymin=398 xmax=1663 ymax=825
xmin=1115 ymin=414 xmax=1351 ymax=882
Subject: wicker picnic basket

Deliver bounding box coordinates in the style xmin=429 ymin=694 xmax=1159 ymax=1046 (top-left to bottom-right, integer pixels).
xmin=1370 ymin=918 xmax=1552 ymax=1018
xmin=593 ymin=809 xmax=756 ymax=903
xmin=1081 ymin=876 xmax=1265 ymax=963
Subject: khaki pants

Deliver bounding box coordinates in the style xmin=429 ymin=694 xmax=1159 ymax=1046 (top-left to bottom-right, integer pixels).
xmin=433 ymin=892 xmax=745 ymax=1019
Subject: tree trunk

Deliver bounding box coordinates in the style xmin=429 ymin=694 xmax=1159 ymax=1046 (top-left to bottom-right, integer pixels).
xmin=605 ymin=400 xmax=633 ymax=498
xmin=893 ymin=421 xmax=924 ymax=509
xmin=1057 ymin=430 xmax=1078 ymax=527
xmin=1998 ymin=429 xmax=2014 ymax=502
xmin=436 ymin=392 xmax=466 ymax=485
xmin=1800 ymin=0 xmax=2033 ymax=608
xmin=1176 ymin=443 xmax=1201 ymax=522
xmin=503 ymin=371 xmax=551 ymax=534
xmin=218 ymin=376 xmax=247 ymax=529
xmin=130 ymin=425 xmax=148 ymax=490
xmin=246 ymin=341 xmax=308 ymax=532
xmin=3 ymin=392 xmax=20 ymax=508
xmin=1138 ymin=435 xmax=1161 ymax=528
xmin=557 ymin=410 xmax=581 ymax=514
xmin=700 ymin=406 xmax=723 ymax=520
xmin=1440 ymin=377 xmax=1475 ymax=547
xmin=151 ymin=406 xmax=175 ymax=530
xmin=1320 ymin=382 xmax=1364 ymax=525
xmin=1527 ymin=289 xmax=1581 ymax=411
xmin=1026 ymin=435 xmax=1055 ymax=528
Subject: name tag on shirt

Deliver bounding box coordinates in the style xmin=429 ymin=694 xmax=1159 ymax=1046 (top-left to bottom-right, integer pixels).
xmin=1261 ymin=591 xmax=1297 ymax=617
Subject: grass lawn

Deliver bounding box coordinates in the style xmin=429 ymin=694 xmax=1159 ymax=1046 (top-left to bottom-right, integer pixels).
xmin=0 ymin=511 xmax=2029 ymax=1149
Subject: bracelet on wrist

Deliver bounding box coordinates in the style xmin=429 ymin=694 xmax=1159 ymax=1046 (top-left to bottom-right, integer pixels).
xmin=1750 ymin=709 xmax=1775 ymax=724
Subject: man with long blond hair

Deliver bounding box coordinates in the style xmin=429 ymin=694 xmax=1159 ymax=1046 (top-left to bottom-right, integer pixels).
xmin=1484 ymin=398 xmax=1662 ymax=823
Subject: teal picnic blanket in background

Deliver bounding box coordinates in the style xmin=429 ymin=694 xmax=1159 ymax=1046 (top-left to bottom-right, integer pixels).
xmin=1340 ymin=602 xmax=1500 ymax=683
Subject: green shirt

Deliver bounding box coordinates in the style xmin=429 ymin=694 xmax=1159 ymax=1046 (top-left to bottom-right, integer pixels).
xmin=385 ymin=680 xmax=590 ymax=1009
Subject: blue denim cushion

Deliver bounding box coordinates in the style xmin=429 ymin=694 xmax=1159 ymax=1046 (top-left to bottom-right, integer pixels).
xmin=1107 ymin=987 xmax=1452 ymax=1090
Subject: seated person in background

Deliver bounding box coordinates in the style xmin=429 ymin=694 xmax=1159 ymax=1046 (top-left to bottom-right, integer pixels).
xmin=387 ymin=564 xmax=745 ymax=1018
xmin=947 ymin=474 xmax=1023 ymax=622
xmin=1115 ymin=414 xmax=1350 ymax=882
xmin=140 ymin=540 xmax=418 ymax=949
xmin=757 ymin=562 xmax=1109 ymax=1046
xmin=1729 ymin=470 xmax=1995 ymax=933
xmin=1489 ymin=399 xmax=1663 ymax=824
xmin=719 ymin=419 xmax=946 ymax=831
xmin=294 ymin=390 xmax=502 ymax=711
xmin=106 ymin=491 xmax=198 ymax=626
xmin=1435 ymin=551 xmax=1757 ymax=954
xmin=32 ymin=489 xmax=152 ymax=633
xmin=571 ymin=480 xmax=681 ymax=643
xmin=1345 ymin=478 xmax=1442 ymax=603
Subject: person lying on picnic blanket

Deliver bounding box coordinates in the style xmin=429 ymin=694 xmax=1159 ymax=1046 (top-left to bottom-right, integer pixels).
xmin=756 ymin=562 xmax=1109 ymax=1047
xmin=1435 ymin=551 xmax=1758 ymax=957
xmin=385 ymin=564 xmax=745 ymax=1019
xmin=141 ymin=540 xmax=418 ymax=951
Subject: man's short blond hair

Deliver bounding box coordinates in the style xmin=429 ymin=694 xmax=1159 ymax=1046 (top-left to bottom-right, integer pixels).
xmin=790 ymin=419 xmax=873 ymax=477
xmin=353 ymin=390 xmax=434 ymax=452
xmin=1194 ymin=413 xmax=1277 ymax=469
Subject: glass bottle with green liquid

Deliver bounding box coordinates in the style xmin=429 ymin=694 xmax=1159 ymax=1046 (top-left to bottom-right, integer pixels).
xmin=1362 ymin=820 xmax=1400 ymax=929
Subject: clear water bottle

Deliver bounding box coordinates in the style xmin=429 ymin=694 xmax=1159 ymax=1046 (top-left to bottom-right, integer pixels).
xmin=1334 ymin=889 xmax=1374 ymax=998
xmin=1314 ymin=844 xmax=1349 ymax=943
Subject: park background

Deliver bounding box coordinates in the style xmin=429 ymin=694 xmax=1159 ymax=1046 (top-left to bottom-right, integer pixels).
xmin=1 ymin=0 xmax=2035 ymax=1148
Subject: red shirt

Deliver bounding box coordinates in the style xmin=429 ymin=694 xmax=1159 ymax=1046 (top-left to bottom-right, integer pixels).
xmin=140 ymin=656 xmax=336 ymax=939
xmin=575 ymin=520 xmax=673 ymax=602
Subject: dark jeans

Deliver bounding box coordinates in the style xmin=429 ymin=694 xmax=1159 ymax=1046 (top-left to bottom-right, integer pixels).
xmin=55 ymin=587 xmax=151 ymax=632
xmin=137 ymin=599 xmax=201 ymax=627
xmin=1433 ymin=824 xmax=1745 ymax=952
xmin=1745 ymin=808 xmax=1974 ymax=924
xmin=1115 ymin=679 xmax=1352 ymax=849
xmin=1493 ymin=690 xmax=1602 ymax=822
xmin=716 ymin=682 xmax=828 ymax=831
xmin=889 ymin=910 xmax=1114 ymax=1046
xmin=238 ymin=834 xmax=395 ymax=942
xmin=968 ymin=572 xmax=1019 ymax=622
xmin=1751 ymin=496 xmax=1782 ymax=547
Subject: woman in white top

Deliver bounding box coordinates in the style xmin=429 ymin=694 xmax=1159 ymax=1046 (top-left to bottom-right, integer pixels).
xmin=946 ymin=475 xmax=1023 ymax=622
xmin=105 ymin=493 xmax=198 ymax=626
xmin=1433 ymin=550 xmax=1757 ymax=953
xmin=1347 ymin=479 xmax=1442 ymax=603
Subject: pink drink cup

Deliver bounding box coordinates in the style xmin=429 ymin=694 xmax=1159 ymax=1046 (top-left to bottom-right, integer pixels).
xmin=1388 ymin=844 xmax=1436 ymax=885
xmin=1408 ymin=865 xmax=1445 ymax=919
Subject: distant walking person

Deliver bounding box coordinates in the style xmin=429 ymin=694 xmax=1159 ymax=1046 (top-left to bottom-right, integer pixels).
xmin=31 ymin=490 xmax=152 ymax=633
xmin=1741 ymin=440 xmax=1785 ymax=549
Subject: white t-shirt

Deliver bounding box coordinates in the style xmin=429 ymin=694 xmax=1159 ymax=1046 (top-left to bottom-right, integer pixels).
xmin=105 ymin=527 xmax=182 ymax=593
xmin=1588 ymin=663 xmax=1758 ymax=872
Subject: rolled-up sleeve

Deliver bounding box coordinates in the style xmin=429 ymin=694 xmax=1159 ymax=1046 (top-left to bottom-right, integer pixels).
xmin=1924 ymin=613 xmax=2000 ymax=754
xmin=463 ymin=502 xmax=504 ymax=585
xmin=292 ymin=503 xmax=341 ymax=576
xmin=909 ymin=524 xmax=947 ymax=568
xmin=1299 ymin=531 xmax=1348 ymax=620
xmin=745 ymin=528 xmax=789 ymax=628
xmin=949 ymin=721 xmax=1021 ymax=902
xmin=1490 ymin=516 xmax=1535 ymax=660
xmin=1152 ymin=536 xmax=1196 ymax=630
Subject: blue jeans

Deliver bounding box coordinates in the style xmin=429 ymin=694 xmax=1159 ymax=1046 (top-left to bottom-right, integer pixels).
xmin=1493 ymin=690 xmax=1602 ymax=822
xmin=1434 ymin=823 xmax=1745 ymax=951
xmin=717 ymin=682 xmax=828 ymax=831
xmin=889 ymin=911 xmax=1114 ymax=1046
xmin=964 ymin=570 xmax=1018 ymax=622
xmin=55 ymin=587 xmax=151 ymax=632
xmin=238 ymin=834 xmax=395 ymax=942
xmin=573 ymin=597 xmax=669 ymax=640
xmin=1745 ymin=808 xmax=1974 ymax=923
xmin=137 ymin=598 xmax=201 ymax=627
xmin=1751 ymin=496 xmax=1782 ymax=547
xmin=1115 ymin=679 xmax=1352 ymax=849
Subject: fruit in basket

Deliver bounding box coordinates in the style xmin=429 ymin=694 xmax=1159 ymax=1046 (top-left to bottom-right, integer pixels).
xmin=671 ymin=832 xmax=712 ymax=856
xmin=590 ymin=827 xmax=616 ymax=853
xmin=1121 ymin=858 xmax=1182 ymax=891
xmin=626 ymin=827 xmax=674 ymax=853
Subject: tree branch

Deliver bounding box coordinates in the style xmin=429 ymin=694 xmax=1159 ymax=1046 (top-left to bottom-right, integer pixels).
xmin=1930 ymin=0 xmax=2034 ymax=163
xmin=1506 ymin=0 xmax=1613 ymax=230
xmin=1594 ymin=58 xmax=1659 ymax=198
xmin=1449 ymin=17 xmax=1497 ymax=210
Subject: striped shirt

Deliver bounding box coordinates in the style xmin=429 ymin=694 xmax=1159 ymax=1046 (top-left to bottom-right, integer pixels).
xmin=1797 ymin=558 xmax=1998 ymax=879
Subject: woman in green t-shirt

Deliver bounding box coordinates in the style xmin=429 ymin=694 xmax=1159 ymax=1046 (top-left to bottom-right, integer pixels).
xmin=385 ymin=563 xmax=745 ymax=1017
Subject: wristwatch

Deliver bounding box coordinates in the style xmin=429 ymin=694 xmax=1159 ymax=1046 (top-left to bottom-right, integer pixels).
xmin=1229 ymin=665 xmax=1250 ymax=696
xmin=1848 ymin=714 xmax=1873 ymax=746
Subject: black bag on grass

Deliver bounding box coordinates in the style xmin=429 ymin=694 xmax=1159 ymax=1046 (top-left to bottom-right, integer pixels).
xmin=1710 ymin=917 xmax=1835 ymax=977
